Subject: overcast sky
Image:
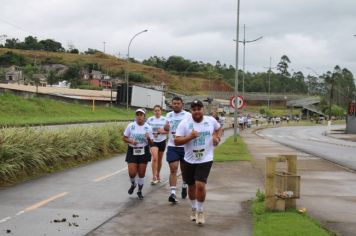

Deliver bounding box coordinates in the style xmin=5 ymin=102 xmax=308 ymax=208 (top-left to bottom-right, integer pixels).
xmin=1 ymin=0 xmax=356 ymax=76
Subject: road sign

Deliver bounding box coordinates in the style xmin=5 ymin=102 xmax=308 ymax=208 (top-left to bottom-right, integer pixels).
xmin=230 ymin=96 xmax=245 ymax=109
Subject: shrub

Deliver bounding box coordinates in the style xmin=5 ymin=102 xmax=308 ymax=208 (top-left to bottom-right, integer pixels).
xmin=0 ymin=125 xmax=126 ymax=183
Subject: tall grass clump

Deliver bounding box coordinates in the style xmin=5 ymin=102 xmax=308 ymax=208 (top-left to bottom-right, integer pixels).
xmin=0 ymin=124 xmax=126 ymax=183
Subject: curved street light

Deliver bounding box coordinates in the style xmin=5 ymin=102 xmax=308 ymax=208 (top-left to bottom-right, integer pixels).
xmin=125 ymin=29 xmax=148 ymax=109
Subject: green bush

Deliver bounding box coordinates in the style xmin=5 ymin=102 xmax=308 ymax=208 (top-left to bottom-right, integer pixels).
xmin=0 ymin=124 xmax=126 ymax=183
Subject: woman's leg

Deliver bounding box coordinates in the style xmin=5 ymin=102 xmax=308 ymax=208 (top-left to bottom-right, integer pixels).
xmin=150 ymin=147 xmax=159 ymax=181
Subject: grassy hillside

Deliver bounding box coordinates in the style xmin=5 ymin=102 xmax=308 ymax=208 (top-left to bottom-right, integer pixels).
xmin=0 ymin=92 xmax=141 ymax=126
xmin=0 ymin=48 xmax=233 ymax=94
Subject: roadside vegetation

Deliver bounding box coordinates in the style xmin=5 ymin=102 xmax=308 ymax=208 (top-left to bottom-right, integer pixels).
xmin=0 ymin=92 xmax=137 ymax=126
xmin=252 ymin=190 xmax=332 ymax=236
xmin=214 ymin=135 xmax=251 ymax=162
xmin=0 ymin=124 xmax=126 ymax=185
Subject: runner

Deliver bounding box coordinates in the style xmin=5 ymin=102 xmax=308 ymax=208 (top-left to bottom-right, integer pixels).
xmin=147 ymin=105 xmax=168 ymax=185
xmin=219 ymin=113 xmax=226 ymax=136
xmin=122 ymin=108 xmax=154 ymax=200
xmin=174 ymin=100 xmax=222 ymax=225
xmin=164 ymin=96 xmax=191 ymax=203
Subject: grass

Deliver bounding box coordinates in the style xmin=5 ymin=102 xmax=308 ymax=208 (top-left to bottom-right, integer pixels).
xmin=252 ymin=191 xmax=332 ymax=236
xmin=0 ymin=124 xmax=126 ymax=185
xmin=214 ymin=135 xmax=251 ymax=162
xmin=0 ymin=48 xmax=232 ymax=94
xmin=0 ymin=92 xmax=150 ymax=126
xmin=243 ymin=105 xmax=302 ymax=116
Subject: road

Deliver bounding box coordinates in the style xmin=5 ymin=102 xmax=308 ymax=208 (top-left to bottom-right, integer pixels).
xmin=257 ymin=125 xmax=356 ymax=171
xmin=0 ymin=152 xmax=170 ymax=236
xmin=0 ymin=128 xmax=233 ymax=236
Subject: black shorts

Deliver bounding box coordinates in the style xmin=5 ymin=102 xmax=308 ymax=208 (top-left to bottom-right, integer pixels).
xmin=151 ymin=140 xmax=167 ymax=152
xmin=183 ymin=161 xmax=213 ymax=185
xmin=125 ymin=145 xmax=151 ymax=164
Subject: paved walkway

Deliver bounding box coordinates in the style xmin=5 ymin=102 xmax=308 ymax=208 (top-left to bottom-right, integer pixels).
xmin=87 ymin=131 xmax=263 ymax=236
xmin=242 ymin=128 xmax=356 ymax=236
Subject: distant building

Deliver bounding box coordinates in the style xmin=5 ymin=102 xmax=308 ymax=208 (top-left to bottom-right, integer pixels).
xmin=5 ymin=65 xmax=24 ymax=84
xmin=30 ymin=74 xmax=47 ymax=87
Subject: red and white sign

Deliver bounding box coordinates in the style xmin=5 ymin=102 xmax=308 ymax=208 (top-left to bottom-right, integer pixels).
xmin=229 ymin=95 xmax=245 ymax=109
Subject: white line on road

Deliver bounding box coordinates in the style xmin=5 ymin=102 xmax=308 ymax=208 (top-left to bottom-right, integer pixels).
xmin=15 ymin=210 xmax=25 ymax=216
xmin=0 ymin=217 xmax=11 ymax=224
xmin=93 ymin=167 xmax=128 ymax=182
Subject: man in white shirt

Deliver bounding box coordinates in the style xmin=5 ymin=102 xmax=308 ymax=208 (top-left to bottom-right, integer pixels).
xmin=174 ymin=100 xmax=222 ymax=225
xmin=164 ymin=96 xmax=192 ymax=203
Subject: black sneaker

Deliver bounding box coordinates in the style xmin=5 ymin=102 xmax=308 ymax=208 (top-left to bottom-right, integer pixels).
xmin=128 ymin=184 xmax=136 ymax=195
xmin=137 ymin=191 xmax=144 ymax=200
xmin=181 ymin=186 xmax=187 ymax=199
xmin=168 ymin=193 xmax=179 ymax=203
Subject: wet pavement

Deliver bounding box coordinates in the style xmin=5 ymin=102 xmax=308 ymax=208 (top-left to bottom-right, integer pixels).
xmin=242 ymin=127 xmax=356 ymax=236
xmin=87 ymin=161 xmax=262 ymax=236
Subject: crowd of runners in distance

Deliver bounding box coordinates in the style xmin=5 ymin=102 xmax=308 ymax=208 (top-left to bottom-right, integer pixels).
xmin=122 ymin=96 xmax=222 ymax=225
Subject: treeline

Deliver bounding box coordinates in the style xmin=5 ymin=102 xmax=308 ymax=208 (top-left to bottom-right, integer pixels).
xmin=142 ymin=55 xmax=356 ymax=111
xmin=0 ymin=35 xmax=102 ymax=55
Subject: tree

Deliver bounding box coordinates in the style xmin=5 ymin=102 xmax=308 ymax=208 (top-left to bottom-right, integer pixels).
xmin=69 ymin=48 xmax=79 ymax=54
xmin=277 ymin=55 xmax=291 ymax=77
xmin=84 ymin=48 xmax=100 ymax=55
xmin=39 ymin=39 xmax=64 ymax=52
xmin=47 ymin=70 xmax=59 ymax=86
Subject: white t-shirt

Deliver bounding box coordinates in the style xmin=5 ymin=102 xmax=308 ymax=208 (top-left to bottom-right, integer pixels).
xmin=176 ymin=116 xmax=221 ymax=164
xmin=166 ymin=110 xmax=192 ymax=147
xmin=147 ymin=116 xmax=167 ymax=143
xmin=123 ymin=121 xmax=153 ymax=147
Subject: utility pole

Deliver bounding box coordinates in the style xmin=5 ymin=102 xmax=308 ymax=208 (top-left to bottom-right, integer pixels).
xmin=264 ymin=57 xmax=276 ymax=111
xmin=103 ymin=41 xmax=106 ymax=53
xmin=233 ymin=0 xmax=240 ymax=143
xmin=239 ymin=25 xmax=263 ymax=97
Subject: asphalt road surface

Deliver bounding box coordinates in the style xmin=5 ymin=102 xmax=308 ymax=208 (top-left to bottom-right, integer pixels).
xmin=257 ymin=125 xmax=356 ymax=171
xmin=0 ymin=152 xmax=170 ymax=236
xmin=0 ymin=129 xmax=234 ymax=236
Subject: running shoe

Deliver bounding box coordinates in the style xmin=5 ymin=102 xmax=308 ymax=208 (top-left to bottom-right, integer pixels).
xmin=168 ymin=193 xmax=179 ymax=203
xmin=151 ymin=179 xmax=158 ymax=185
xmin=181 ymin=186 xmax=187 ymax=199
xmin=128 ymin=184 xmax=136 ymax=195
xmin=196 ymin=211 xmax=205 ymax=225
xmin=190 ymin=208 xmax=197 ymax=221
xmin=137 ymin=191 xmax=144 ymax=200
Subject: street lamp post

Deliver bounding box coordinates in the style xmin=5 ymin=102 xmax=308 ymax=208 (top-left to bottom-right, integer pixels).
xmin=239 ymin=24 xmax=263 ymax=98
xmin=233 ymin=0 xmax=240 ymax=143
xmin=125 ymin=29 xmax=148 ymax=110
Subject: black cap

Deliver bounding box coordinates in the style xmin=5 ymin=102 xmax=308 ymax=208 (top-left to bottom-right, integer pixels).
xmin=191 ymin=100 xmax=204 ymax=108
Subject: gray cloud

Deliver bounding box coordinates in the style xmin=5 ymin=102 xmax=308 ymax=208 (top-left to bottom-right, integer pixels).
xmin=1 ymin=0 xmax=356 ymax=77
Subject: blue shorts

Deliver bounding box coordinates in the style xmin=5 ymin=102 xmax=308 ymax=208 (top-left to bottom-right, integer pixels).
xmin=166 ymin=146 xmax=185 ymax=163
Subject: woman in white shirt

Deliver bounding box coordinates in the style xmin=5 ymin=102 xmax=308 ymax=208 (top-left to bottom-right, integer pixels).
xmin=147 ymin=105 xmax=168 ymax=185
xmin=123 ymin=108 xmax=154 ymax=199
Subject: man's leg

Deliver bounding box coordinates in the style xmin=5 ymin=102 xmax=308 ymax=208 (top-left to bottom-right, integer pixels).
xmin=168 ymin=160 xmax=179 ymax=203
xmin=180 ymin=159 xmax=188 ymax=199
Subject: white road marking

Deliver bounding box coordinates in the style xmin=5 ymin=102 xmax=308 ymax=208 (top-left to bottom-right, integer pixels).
xmin=93 ymin=167 xmax=128 ymax=182
xmin=15 ymin=210 xmax=25 ymax=216
xmin=0 ymin=217 xmax=11 ymax=224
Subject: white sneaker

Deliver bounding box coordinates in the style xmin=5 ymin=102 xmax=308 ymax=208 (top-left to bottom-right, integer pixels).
xmin=196 ymin=211 xmax=205 ymax=225
xmin=190 ymin=208 xmax=197 ymax=221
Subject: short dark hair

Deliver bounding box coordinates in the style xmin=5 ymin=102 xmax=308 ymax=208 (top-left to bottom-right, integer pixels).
xmin=172 ymin=96 xmax=183 ymax=103
xmin=153 ymin=105 xmax=162 ymax=110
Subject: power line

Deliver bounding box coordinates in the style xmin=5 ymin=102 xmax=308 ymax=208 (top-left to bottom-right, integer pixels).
xmin=0 ymin=17 xmax=36 ymax=36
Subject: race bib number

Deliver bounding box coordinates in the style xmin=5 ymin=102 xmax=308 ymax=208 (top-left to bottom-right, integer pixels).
xmin=193 ymin=149 xmax=205 ymax=160
xmin=133 ymin=147 xmax=145 ymax=156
